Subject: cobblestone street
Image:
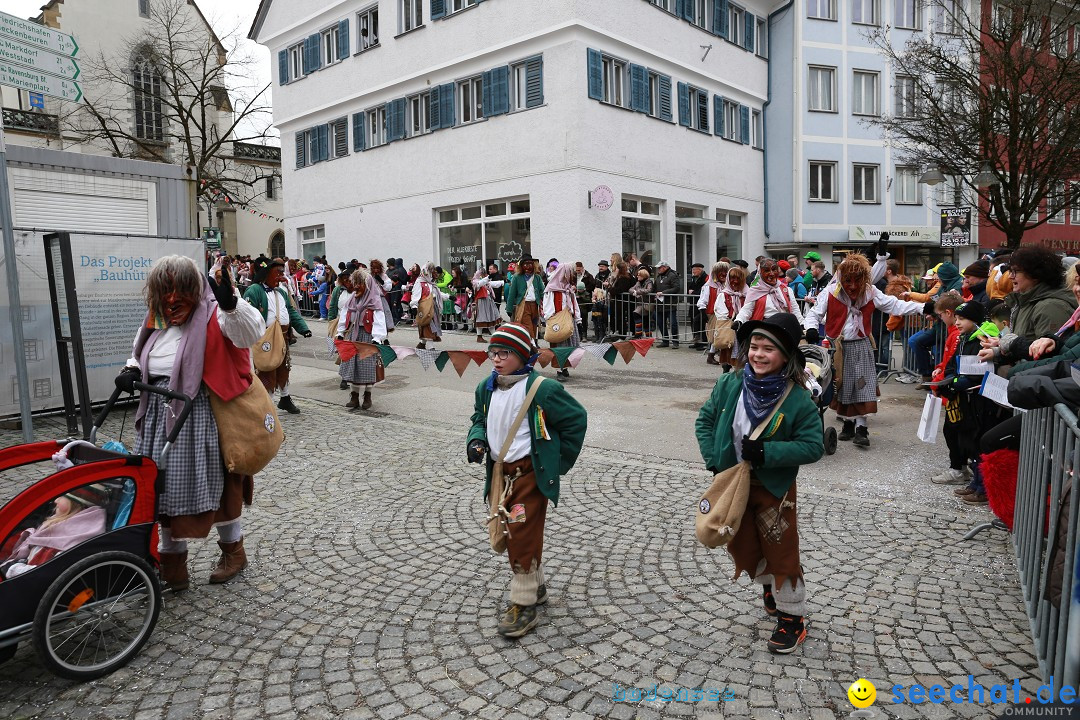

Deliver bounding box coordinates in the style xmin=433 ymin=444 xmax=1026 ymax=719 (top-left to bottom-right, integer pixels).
xmin=0 ymin=329 xmax=1039 ymax=719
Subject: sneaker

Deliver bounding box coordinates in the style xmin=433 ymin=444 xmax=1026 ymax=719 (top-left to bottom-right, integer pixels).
xmin=838 ymin=421 xmax=856 ymax=441
xmin=962 ymin=492 xmax=989 ymax=505
xmin=932 ymin=468 xmax=969 ymax=485
xmin=497 ymin=603 xmax=539 ymax=638
xmin=536 ymin=584 xmax=547 ymax=606
xmin=762 ymin=584 xmax=777 ymax=617
xmin=853 ymin=426 xmax=870 ymax=447
xmin=954 ymin=486 xmax=977 ymax=497
xmin=767 ymin=614 xmax=807 ymax=654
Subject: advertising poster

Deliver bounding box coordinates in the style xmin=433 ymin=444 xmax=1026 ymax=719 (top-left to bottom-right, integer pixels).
xmin=940 ymin=208 xmax=972 ymax=247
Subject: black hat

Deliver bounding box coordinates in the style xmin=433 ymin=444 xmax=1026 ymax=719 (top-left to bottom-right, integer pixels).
xmin=733 ymin=259 xmax=750 ymax=269
xmin=598 ymin=260 xmax=610 ymax=267
xmin=963 ymin=260 xmax=990 ymax=279
xmin=252 ymin=255 xmax=285 ymax=283
xmin=956 ymin=301 xmax=986 ymax=323
xmin=737 ymin=312 xmax=803 ymax=360
xmin=691 ymin=262 xmax=705 ymax=269
xmin=520 ymin=253 xmax=536 ymax=262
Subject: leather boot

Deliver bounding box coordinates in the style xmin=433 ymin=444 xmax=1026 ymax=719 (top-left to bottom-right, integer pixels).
xmin=345 ymin=391 xmax=360 ymax=409
xmin=707 ymin=353 xmax=720 ymax=365
xmin=209 ymin=539 xmax=247 ymax=584
xmin=159 ymin=551 xmax=189 ymax=592
xmin=361 ymin=391 xmax=372 ymax=410
xmin=277 ymin=396 xmax=300 ymax=414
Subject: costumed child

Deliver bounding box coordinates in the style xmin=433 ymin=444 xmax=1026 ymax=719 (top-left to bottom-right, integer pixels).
xmin=542 ymin=263 xmax=582 ymax=380
xmin=466 ymin=323 xmax=588 ymax=638
xmin=410 ymin=262 xmax=444 ymax=349
xmin=802 ymin=253 xmax=926 ymax=448
xmin=694 ymin=313 xmax=823 ymax=654
xmin=0 ymin=485 xmax=108 ymax=579
xmin=337 ymin=268 xmax=388 ymax=412
xmin=472 ymin=268 xmax=504 ymax=341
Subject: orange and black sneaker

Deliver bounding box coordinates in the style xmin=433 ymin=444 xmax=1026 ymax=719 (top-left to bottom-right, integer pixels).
xmin=762 ymin=584 xmax=777 ymax=617
xmin=767 ymin=614 xmax=807 ymax=654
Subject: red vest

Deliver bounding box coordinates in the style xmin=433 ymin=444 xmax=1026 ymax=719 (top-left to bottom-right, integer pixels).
xmin=202 ymin=309 xmax=252 ymax=403
xmin=750 ymin=291 xmax=793 ymax=321
xmin=824 ymin=292 xmax=875 ymax=339
xmin=475 ymin=285 xmax=489 ymax=299
xmin=706 ymin=286 xmax=719 ymax=315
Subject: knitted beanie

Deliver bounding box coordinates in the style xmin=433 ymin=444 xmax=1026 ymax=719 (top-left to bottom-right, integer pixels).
xmin=956 ymin=301 xmax=986 ymax=323
xmin=489 ymin=323 xmax=536 ymax=363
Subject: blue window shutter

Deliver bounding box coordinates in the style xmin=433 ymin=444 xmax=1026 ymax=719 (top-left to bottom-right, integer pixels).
xmin=318 ymin=123 xmax=329 ymax=161
xmin=740 ymin=105 xmax=750 ymax=144
xmin=677 ymin=82 xmax=690 ymax=127
xmin=697 ymin=91 xmax=709 ymax=130
xmin=629 ymin=64 xmax=647 ymax=113
xmin=744 ymin=12 xmax=755 ymax=51
xmin=338 ymin=19 xmax=350 ymax=59
xmin=295 ymin=131 xmax=306 ymax=168
xmin=432 ymin=0 xmax=446 ymax=20
xmin=718 ymin=0 xmax=730 ymax=38
xmin=278 ymin=50 xmax=289 ymax=84
xmin=393 ymin=98 xmax=407 ymax=141
xmin=308 ymin=33 xmax=322 ymax=72
xmin=713 ymin=95 xmax=723 ymax=135
xmin=302 ymin=36 xmax=312 ymax=74
xmin=658 ymin=74 xmax=672 ymax=121
xmin=440 ymin=82 xmax=455 ymax=128
xmin=353 ymin=113 xmax=366 ymax=152
xmin=524 ymin=55 xmax=543 ymax=107
xmin=587 ymin=49 xmax=603 ymax=101
xmin=489 ymin=65 xmax=510 ymax=116
xmin=429 ymin=87 xmax=442 ymax=130
xmin=482 ymin=69 xmax=494 ymax=117
xmin=677 ymin=0 xmax=693 ymax=21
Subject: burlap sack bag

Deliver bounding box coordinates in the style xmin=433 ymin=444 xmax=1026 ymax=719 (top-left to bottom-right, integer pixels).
xmin=209 ymin=379 xmax=284 ymax=476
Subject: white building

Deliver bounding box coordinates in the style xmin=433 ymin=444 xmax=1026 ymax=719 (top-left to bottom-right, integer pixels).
xmin=250 ymin=0 xmax=774 ymax=281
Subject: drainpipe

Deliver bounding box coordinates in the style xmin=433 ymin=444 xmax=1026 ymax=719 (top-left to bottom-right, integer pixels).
xmin=762 ymin=0 xmax=795 ymax=241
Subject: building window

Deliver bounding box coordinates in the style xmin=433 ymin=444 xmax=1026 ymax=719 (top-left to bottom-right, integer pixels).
xmin=357 ymin=5 xmax=379 ymax=51
xmin=287 ymin=43 xmax=303 ymax=81
xmin=808 ymin=0 xmax=835 ymax=20
xmin=458 ymin=75 xmax=484 ymax=125
xmin=436 ymin=197 xmax=531 ymax=270
xmin=894 ymin=75 xmax=917 ymax=118
xmin=138 ymin=0 xmax=150 ymax=18
xmin=714 ymin=210 xmax=744 ymax=260
xmin=33 ymin=378 xmax=51 ymax=399
xmin=852 ymin=70 xmax=879 ymax=115
xmin=328 ymin=117 xmax=348 ymax=158
xmin=689 ymin=86 xmax=709 ymax=132
xmin=723 ymin=99 xmax=740 ymax=141
xmin=853 ymin=164 xmax=879 ymax=203
xmin=693 ymin=0 xmax=714 ymax=29
xmin=322 ymin=24 xmax=342 ymax=66
xmin=407 ymin=92 xmax=431 ymax=136
xmin=1049 ymin=18 xmax=1069 ymax=56
xmin=509 ymin=61 xmax=528 ymax=112
xmin=300 ymin=226 xmax=326 ymax=265
xmin=936 ymin=175 xmax=970 ymax=207
xmin=809 ymin=161 xmax=837 ymax=202
xmin=602 ymin=54 xmax=628 ymax=107
xmin=751 ymin=109 xmax=762 ymax=148
xmin=895 ymin=166 xmax=920 ymax=204
xmin=991 ymin=2 xmax=1012 ymax=34
xmin=24 ymin=340 xmax=40 ymax=362
xmin=647 ymin=71 xmax=661 ymax=117
xmin=756 ymin=17 xmax=768 ymax=57
xmin=367 ymin=106 xmax=386 ymax=147
xmin=1071 ymin=183 xmax=1080 ymax=225
xmin=1048 ymin=181 xmax=1067 ymax=223
xmin=895 ymin=0 xmax=919 ymax=29
xmin=649 ymin=0 xmax=672 ymax=9
xmin=728 ymin=4 xmax=745 ymax=44
xmin=808 ymin=66 xmax=836 ymax=112
xmin=401 ymin=0 xmax=422 ymax=32
xmin=937 ymin=0 xmax=961 ymax=34
xmin=265 ymin=176 xmax=276 ymax=200
xmin=622 ymin=195 xmax=662 ymax=268
xmin=21 ymin=306 xmax=33 ymax=322
xmin=852 ymin=0 xmax=879 ymax=25
xmin=448 ymin=0 xmax=479 ymax=15
xmin=133 ymin=56 xmax=164 ymax=142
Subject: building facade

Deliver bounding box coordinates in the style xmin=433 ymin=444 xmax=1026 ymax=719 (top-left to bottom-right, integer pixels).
xmin=251 ymin=0 xmax=773 ymax=283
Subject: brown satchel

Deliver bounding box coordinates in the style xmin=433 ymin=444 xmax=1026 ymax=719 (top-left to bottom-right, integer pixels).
xmin=708 ymin=316 xmax=736 ymax=350
xmin=208 ymin=379 xmax=284 ymax=476
xmin=545 ymin=309 xmax=574 ymax=344
xmin=252 ymin=290 xmax=287 ymax=372
xmin=695 ymin=382 xmax=794 ymax=548
xmin=416 ymin=293 xmax=435 ymax=328
xmin=485 ymin=379 xmax=546 ymax=553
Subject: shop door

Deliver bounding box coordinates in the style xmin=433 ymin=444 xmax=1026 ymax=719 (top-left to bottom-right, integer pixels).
xmin=676 ymin=225 xmax=693 ymax=292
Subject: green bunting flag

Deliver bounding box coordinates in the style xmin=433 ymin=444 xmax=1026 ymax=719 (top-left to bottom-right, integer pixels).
xmin=376 ymin=343 xmax=398 ymax=368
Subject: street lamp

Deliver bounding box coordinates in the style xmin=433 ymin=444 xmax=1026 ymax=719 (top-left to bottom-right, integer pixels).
xmin=919 ymin=167 xmax=946 ymax=185
xmin=973 ymin=163 xmax=999 ymax=188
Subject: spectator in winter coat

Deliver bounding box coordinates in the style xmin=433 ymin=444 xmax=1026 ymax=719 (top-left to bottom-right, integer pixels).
xmin=962 ymin=261 xmax=991 ymax=305
xmin=654 ymin=260 xmax=682 ymax=347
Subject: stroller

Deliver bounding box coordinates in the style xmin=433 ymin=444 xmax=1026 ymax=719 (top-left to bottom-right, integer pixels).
xmin=800 ymin=344 xmax=838 ymax=456
xmin=0 ymin=382 xmax=192 ymax=679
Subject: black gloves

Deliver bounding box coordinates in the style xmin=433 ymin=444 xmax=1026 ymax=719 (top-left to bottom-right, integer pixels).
xmin=467 ymin=439 xmax=488 ymax=464
xmin=115 ymin=366 xmax=140 ymax=393
xmin=302 ymin=330 xmax=312 ymax=338
xmin=876 ymin=232 xmax=890 ymax=257
xmin=805 ymin=327 xmax=820 ymax=345
xmin=731 ymin=321 xmax=742 ymax=335
xmin=923 ymin=301 xmax=937 ymax=316
xmin=741 ymin=435 xmax=765 ymax=465
xmin=209 ymin=274 xmax=237 ymax=312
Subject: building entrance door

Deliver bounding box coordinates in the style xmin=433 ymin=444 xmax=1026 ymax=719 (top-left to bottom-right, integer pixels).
xmin=676 ymin=225 xmax=693 ymax=292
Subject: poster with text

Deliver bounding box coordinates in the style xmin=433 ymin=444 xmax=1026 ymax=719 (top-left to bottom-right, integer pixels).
xmin=940 ymin=208 xmax=972 ymax=247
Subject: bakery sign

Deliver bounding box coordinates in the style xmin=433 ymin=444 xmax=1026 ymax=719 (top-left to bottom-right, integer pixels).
xmin=589 ymin=185 xmax=613 ymax=211
xmin=848 ymin=225 xmax=938 ymax=243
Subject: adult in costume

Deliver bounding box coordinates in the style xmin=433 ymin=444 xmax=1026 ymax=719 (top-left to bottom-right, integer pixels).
xmin=542 ymin=263 xmax=582 ymax=379
xmin=735 ymin=258 xmax=805 ymax=325
xmin=410 ymin=262 xmax=445 ymax=349
xmin=503 ymin=254 xmax=546 ymax=338
xmin=337 ymin=268 xmax=388 ymax=411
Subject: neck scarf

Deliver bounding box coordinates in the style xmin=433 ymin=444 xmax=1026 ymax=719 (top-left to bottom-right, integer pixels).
xmin=545 ymin=264 xmax=576 ymax=294
xmin=486 ymin=363 xmax=536 ymax=391
xmin=345 ymin=278 xmax=383 ymax=318
xmin=743 ymin=276 xmax=789 ymax=312
xmin=1056 ymin=302 xmax=1080 ymax=336
xmin=742 ymin=369 xmax=788 ymax=429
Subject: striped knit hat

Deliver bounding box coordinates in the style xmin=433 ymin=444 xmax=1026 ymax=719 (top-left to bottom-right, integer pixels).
xmin=489 ymin=323 xmax=537 ymax=363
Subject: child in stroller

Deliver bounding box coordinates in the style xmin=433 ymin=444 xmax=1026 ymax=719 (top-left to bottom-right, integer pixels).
xmin=0 ymin=485 xmax=108 ymax=579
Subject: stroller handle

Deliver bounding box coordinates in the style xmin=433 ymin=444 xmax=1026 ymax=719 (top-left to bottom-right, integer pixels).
xmin=91 ymin=382 xmax=195 ymax=447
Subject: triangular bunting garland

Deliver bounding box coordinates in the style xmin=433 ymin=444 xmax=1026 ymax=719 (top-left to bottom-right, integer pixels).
xmin=567 ymin=348 xmax=586 ymax=368
xmin=464 ymin=350 xmax=489 ymax=366
xmin=551 ymin=347 xmax=575 ymax=369
xmin=434 ymin=352 xmax=450 ymax=373
xmin=448 ymin=351 xmax=473 ymax=377
xmin=535 ymin=349 xmax=554 ymax=368
xmin=377 ymin=343 xmax=398 ymax=367
xmin=602 ymin=345 xmax=619 ymax=365
xmin=587 ymin=343 xmax=613 ymax=361
xmin=335 ymin=338 xmax=358 ymax=363
xmin=416 ymin=348 xmax=440 ymax=370
xmin=613 ymin=341 xmax=636 ymax=364
xmin=630 ymin=338 xmax=656 ymax=357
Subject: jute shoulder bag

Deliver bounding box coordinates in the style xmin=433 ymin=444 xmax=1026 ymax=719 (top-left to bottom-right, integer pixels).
xmin=252 ymin=290 xmax=286 ymax=372
xmin=695 ymin=381 xmax=794 ymax=549
xmin=485 ymin=378 xmax=546 ymax=553
xmin=209 ymin=377 xmax=284 ymax=476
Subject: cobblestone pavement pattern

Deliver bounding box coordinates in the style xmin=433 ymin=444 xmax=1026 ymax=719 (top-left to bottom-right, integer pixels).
xmin=0 ymin=327 xmax=1039 ymax=719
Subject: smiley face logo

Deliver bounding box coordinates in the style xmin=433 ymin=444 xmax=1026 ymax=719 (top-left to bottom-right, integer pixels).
xmin=847 ymin=679 xmax=876 ymax=708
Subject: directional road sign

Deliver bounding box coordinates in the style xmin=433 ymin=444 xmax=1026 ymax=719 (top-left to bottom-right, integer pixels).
xmin=0 ymin=10 xmax=78 ymax=57
xmin=0 ymin=62 xmax=81 ymax=101
xmin=0 ymin=35 xmax=78 ymax=79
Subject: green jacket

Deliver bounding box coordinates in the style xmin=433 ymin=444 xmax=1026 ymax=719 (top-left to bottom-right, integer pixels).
xmin=695 ymin=371 xmax=824 ymax=498
xmin=1005 ymin=283 xmax=1076 ymax=341
xmin=328 ymin=285 xmax=347 ymax=321
xmin=243 ymin=283 xmax=310 ymax=334
xmin=504 ymin=274 xmax=545 ymax=318
xmin=468 ymin=372 xmax=588 ymax=506
xmin=1010 ymin=330 xmax=1080 ymax=376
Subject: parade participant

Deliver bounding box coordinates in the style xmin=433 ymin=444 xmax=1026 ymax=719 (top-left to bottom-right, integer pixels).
xmin=119 ymin=255 xmax=265 ymax=589
xmin=735 ymin=258 xmax=805 ymax=325
xmin=336 ymin=268 xmax=387 ymax=411
xmin=698 ymin=262 xmax=728 ymax=365
xmin=542 ymin=263 xmax=582 ymax=379
xmin=328 ymin=273 xmax=354 ymax=390
xmin=466 ymin=323 xmax=587 ymax=637
xmin=472 ymin=268 xmax=504 ymax=341
xmin=803 ymin=253 xmax=925 ymax=447
xmin=715 ymin=266 xmax=748 ymax=371
xmin=243 ymin=256 xmax=312 ymax=415
xmin=410 ymin=262 xmax=444 ymax=349
xmin=369 ymin=259 xmax=396 ymax=340
xmin=504 ymin=253 xmax=546 ymax=338
xmin=695 ymin=313 xmax=823 ymax=654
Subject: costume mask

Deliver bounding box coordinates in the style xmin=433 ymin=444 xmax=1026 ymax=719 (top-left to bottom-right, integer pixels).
xmin=163 ymin=291 xmax=195 ymax=326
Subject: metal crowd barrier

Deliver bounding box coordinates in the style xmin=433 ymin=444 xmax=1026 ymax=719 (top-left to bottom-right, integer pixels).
xmin=1015 ymin=404 xmax=1080 ymax=695
xmin=898 ymin=313 xmax=946 ymax=381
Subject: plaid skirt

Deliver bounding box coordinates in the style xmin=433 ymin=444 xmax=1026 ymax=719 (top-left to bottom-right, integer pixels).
xmin=340 ymin=326 xmax=381 ymax=385
xmin=135 ymin=378 xmax=224 ymax=518
xmin=837 ymin=337 xmax=878 ymax=405
xmin=475 ymin=295 xmax=500 ymax=325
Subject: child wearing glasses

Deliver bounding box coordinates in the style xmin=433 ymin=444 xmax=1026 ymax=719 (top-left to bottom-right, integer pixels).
xmin=467 ymin=323 xmax=588 ymax=637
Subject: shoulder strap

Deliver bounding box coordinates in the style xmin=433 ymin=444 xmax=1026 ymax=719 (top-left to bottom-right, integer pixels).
xmin=748 ymin=381 xmax=795 ymax=440
xmin=496 ymin=378 xmax=546 ymax=462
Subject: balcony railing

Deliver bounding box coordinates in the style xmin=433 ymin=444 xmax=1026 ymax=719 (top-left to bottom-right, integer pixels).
xmin=233 ymin=142 xmax=280 ymax=162
xmin=3 ymin=107 xmax=59 ymax=134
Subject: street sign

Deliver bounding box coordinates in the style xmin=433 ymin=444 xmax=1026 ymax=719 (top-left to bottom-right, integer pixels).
xmin=28 ymin=92 xmax=43 ymax=108
xmin=0 ymin=10 xmax=77 ymax=57
xmin=0 ymin=61 xmax=81 ymax=101
xmin=0 ymin=35 xmax=79 ymax=79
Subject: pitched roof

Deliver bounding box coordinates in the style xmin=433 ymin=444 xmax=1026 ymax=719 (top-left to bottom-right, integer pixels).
xmin=248 ymin=0 xmax=272 ymax=41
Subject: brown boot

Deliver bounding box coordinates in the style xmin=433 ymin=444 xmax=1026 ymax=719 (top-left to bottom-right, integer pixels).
xmin=477 ymin=335 xmax=487 ymax=343
xmin=361 ymin=391 xmax=372 ymax=410
xmin=345 ymin=391 xmax=360 ymax=409
xmin=159 ymin=551 xmax=189 ymax=592
xmin=209 ymin=539 xmax=247 ymax=584
xmin=707 ymin=353 xmax=720 ymax=365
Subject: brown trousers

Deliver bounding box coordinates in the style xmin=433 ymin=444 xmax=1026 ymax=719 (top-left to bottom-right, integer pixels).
xmin=514 ymin=301 xmax=541 ymax=339
xmin=727 ymin=480 xmax=803 ymax=591
xmin=161 ymin=472 xmax=253 ymax=539
xmin=502 ymin=456 xmax=548 ymax=574
xmin=256 ymin=325 xmax=291 ymax=392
